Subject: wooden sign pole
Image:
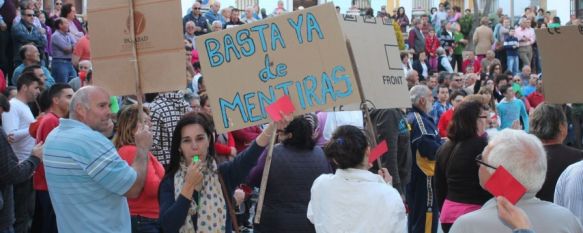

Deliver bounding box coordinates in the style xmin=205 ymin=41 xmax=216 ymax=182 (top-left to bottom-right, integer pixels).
xmin=346 ymin=39 xmax=383 ymax=169
xmin=128 ymin=0 xmax=144 ymax=120
xmin=254 ymin=126 xmax=278 ymax=224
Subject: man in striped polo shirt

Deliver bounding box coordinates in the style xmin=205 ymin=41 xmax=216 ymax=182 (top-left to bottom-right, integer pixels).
xmin=43 ymin=86 xmax=153 ymax=232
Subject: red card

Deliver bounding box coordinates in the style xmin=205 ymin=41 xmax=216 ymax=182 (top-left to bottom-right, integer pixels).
xmin=369 ymin=140 xmax=388 ymax=163
xmin=266 ymin=95 xmax=295 ymax=121
xmin=484 ymin=166 xmax=527 ymax=205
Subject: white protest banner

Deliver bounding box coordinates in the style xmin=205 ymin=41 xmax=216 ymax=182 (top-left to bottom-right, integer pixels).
xmin=341 ymin=14 xmax=410 ymax=109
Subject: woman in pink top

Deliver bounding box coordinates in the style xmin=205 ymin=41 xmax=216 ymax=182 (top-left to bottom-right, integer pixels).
xmin=113 ymin=105 xmax=165 ymax=233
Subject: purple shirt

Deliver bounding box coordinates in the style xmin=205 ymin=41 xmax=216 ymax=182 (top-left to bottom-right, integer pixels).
xmin=51 ymin=30 xmax=77 ymax=59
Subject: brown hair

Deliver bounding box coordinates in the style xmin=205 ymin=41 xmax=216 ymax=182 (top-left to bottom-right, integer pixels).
xmin=113 ymin=104 xmax=150 ymax=149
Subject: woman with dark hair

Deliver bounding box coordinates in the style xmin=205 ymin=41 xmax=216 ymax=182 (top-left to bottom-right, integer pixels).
xmin=307 ymin=125 xmax=406 ymax=233
xmin=488 ymin=62 xmax=502 ymax=79
xmin=59 ymin=3 xmax=84 ymax=40
xmin=395 ymin=7 xmax=409 ymax=33
xmin=434 ymin=100 xmax=492 ymax=233
xmin=251 ymin=115 xmax=332 ymax=233
xmin=114 ymin=105 xmax=165 ymax=233
xmin=159 ymin=112 xmax=288 ymax=233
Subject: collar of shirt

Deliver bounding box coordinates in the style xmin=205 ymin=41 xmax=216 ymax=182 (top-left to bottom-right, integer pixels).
xmin=335 ymin=168 xmax=384 ymax=183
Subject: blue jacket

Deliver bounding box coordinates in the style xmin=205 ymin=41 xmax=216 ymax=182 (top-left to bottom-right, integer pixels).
xmin=12 ymin=64 xmax=55 ymax=88
xmin=182 ymin=13 xmax=209 ymax=35
xmin=159 ymin=141 xmax=265 ymax=233
xmin=11 ymin=20 xmax=46 ymax=61
xmin=407 ymin=106 xmax=442 ymax=177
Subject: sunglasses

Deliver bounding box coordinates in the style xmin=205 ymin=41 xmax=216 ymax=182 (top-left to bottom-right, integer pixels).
xmin=475 ymin=153 xmax=497 ymax=169
xmin=25 ymin=14 xmax=35 ymax=17
xmin=193 ymin=7 xmax=201 ymax=10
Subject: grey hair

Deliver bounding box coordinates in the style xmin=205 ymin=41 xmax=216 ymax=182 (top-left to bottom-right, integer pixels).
xmin=69 ymin=86 xmax=93 ymax=120
xmin=185 ymin=20 xmax=195 ymax=27
xmin=519 ymin=17 xmax=528 ymax=25
xmin=212 ymin=20 xmax=223 ymax=28
xmin=409 ymin=85 xmax=431 ymax=105
xmin=529 ymin=104 xmax=566 ymax=140
xmin=437 ymin=47 xmax=446 ymax=56
xmin=487 ymin=129 xmax=547 ymax=192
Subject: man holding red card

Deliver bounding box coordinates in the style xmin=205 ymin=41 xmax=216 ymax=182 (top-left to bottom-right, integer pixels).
xmin=450 ymin=129 xmax=583 ymax=233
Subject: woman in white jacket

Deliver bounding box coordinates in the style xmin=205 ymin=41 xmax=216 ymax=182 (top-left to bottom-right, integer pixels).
xmin=307 ymin=125 xmax=407 ymax=233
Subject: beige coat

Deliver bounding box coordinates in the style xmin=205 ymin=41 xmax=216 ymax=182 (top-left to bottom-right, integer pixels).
xmin=473 ymin=25 xmax=494 ymax=55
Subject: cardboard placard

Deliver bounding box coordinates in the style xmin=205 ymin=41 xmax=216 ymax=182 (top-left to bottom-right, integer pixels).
xmin=197 ymin=3 xmax=361 ymax=133
xmin=340 ymin=15 xmax=410 ymax=109
xmin=536 ymin=25 xmax=583 ymax=103
xmin=88 ymin=0 xmax=186 ymax=96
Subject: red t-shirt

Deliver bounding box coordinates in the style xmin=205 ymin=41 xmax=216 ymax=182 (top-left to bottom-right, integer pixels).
xmin=118 ymin=145 xmax=165 ymax=219
xmin=438 ymin=108 xmax=454 ymax=137
xmin=73 ymin=35 xmax=91 ymax=61
xmin=527 ymin=92 xmax=545 ymax=109
xmin=33 ymin=113 xmax=60 ymax=191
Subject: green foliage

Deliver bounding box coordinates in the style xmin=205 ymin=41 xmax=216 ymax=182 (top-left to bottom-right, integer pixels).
xmin=459 ymin=14 xmax=473 ymax=37
xmin=393 ymin=21 xmax=405 ymax=50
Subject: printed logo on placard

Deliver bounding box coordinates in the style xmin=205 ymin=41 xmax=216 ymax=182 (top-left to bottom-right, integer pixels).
xmin=125 ymin=11 xmax=146 ymax=35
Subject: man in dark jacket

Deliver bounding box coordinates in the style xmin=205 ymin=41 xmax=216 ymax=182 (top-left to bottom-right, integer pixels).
xmin=182 ymin=1 xmax=210 ymax=35
xmin=11 ymin=7 xmax=45 ymax=67
xmin=0 ymin=0 xmax=17 ymax=81
xmin=530 ymin=104 xmax=583 ymax=202
xmin=370 ymin=108 xmax=412 ymax=195
xmin=0 ymin=95 xmax=43 ymax=232
xmin=408 ymin=19 xmax=426 ymax=61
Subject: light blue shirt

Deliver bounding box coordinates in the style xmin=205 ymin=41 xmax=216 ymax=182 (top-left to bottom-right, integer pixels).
xmin=204 ymin=10 xmax=225 ymax=25
xmin=555 ymin=161 xmax=583 ymax=224
xmin=44 ymin=119 xmax=137 ymax=233
xmin=12 ymin=63 xmax=55 ymax=88
xmin=0 ymin=0 xmax=4 ymax=24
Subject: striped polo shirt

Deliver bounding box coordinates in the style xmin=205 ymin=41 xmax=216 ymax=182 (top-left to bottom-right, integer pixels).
xmin=44 ymin=119 xmax=137 ymax=233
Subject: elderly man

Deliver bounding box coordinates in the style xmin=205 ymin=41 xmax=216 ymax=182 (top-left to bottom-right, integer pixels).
xmin=450 ymin=129 xmax=583 ymax=233
xmin=204 ymin=1 xmax=225 ymax=26
xmin=406 ymin=85 xmax=442 ymax=233
xmin=406 ymin=70 xmax=420 ymax=90
xmin=11 ymin=6 xmax=45 ymax=66
xmin=182 ymin=1 xmax=209 ymax=35
xmin=68 ymin=60 xmax=91 ymax=91
xmin=515 ymin=18 xmax=535 ymax=67
xmin=43 ymin=86 xmax=154 ymax=232
xmin=12 ymin=44 xmax=54 ymax=87
xmin=529 ymin=104 xmax=583 ymax=202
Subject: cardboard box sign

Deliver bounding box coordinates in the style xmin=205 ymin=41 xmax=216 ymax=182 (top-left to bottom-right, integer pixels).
xmin=340 ymin=15 xmax=411 ymax=109
xmin=88 ymin=0 xmax=186 ymax=96
xmin=197 ymin=3 xmax=361 ymax=133
xmin=536 ymin=25 xmax=583 ymax=103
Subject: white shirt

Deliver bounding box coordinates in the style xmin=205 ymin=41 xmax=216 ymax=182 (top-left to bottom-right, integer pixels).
xmin=307 ymin=169 xmax=407 ymax=233
xmin=555 ymin=161 xmax=583 ymax=224
xmin=2 ymin=98 xmax=35 ymax=161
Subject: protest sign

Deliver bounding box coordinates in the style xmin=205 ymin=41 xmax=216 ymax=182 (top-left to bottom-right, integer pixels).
xmin=536 ymin=25 xmax=583 ymax=103
xmin=88 ymin=0 xmax=186 ymax=96
xmin=197 ymin=3 xmax=361 ymax=133
xmin=340 ymin=14 xmax=410 ymax=109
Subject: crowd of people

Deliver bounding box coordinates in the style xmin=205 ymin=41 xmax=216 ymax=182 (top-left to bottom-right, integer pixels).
xmin=1 ymin=0 xmax=583 ymax=233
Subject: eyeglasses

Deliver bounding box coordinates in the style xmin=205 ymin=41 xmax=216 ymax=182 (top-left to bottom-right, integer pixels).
xmin=24 ymin=14 xmax=35 ymax=17
xmin=475 ymin=153 xmax=497 ymax=169
xmin=56 ymin=2 xmax=62 ymax=5
xmin=193 ymin=7 xmax=201 ymax=10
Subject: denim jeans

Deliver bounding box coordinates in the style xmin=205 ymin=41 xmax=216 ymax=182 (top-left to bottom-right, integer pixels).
xmin=50 ymin=59 xmax=76 ymax=83
xmin=130 ymin=216 xmax=160 ymax=233
xmin=507 ymin=55 xmax=519 ymax=75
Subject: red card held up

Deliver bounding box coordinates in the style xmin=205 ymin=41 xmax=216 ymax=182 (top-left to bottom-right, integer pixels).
xmin=484 ymin=166 xmax=527 ymax=205
xmin=369 ymin=140 xmax=388 ymax=163
xmin=266 ymin=95 xmax=295 ymax=121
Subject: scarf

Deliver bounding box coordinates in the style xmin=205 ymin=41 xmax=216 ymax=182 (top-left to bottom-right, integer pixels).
xmin=174 ymin=159 xmax=227 ymax=233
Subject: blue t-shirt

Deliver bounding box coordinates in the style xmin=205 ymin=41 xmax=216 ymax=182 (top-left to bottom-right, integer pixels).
xmin=44 ymin=119 xmax=137 ymax=233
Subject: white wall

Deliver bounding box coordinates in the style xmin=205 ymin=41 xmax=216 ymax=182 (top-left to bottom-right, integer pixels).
xmin=547 ymin=0 xmax=570 ymax=25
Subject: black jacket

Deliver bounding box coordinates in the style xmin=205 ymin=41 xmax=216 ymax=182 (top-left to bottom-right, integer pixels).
xmin=413 ymin=59 xmax=431 ymax=82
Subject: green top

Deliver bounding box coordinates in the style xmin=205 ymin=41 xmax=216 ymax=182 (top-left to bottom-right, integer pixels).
xmin=453 ymin=32 xmax=465 ymax=55
xmin=110 ymin=96 xmax=120 ymax=114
